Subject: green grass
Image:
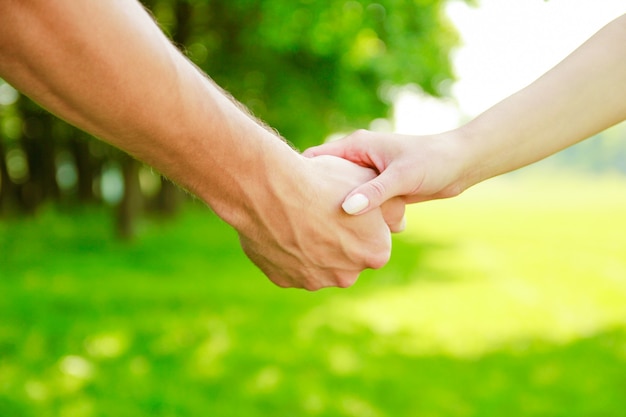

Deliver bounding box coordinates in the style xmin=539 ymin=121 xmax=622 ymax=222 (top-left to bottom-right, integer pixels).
xmin=1 ymin=176 xmax=626 ymax=417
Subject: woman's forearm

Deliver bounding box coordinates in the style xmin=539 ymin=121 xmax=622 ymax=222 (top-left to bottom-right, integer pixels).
xmin=302 ymin=14 xmax=626 ymax=216
xmin=459 ymin=14 xmax=626 ymax=188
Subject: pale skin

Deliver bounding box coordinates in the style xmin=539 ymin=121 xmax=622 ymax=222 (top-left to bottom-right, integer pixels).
xmin=305 ymin=14 xmax=626 ymax=215
xmin=0 ymin=0 xmax=406 ymax=290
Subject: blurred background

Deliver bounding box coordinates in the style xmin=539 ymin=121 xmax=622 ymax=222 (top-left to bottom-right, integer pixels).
xmin=1 ymin=0 xmax=626 ymax=416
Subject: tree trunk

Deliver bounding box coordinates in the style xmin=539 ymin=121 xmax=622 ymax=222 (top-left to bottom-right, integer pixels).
xmin=116 ymin=156 xmax=142 ymax=240
xmin=172 ymin=0 xmax=193 ymax=46
xmin=17 ymin=101 xmax=60 ymax=212
xmin=0 ymin=141 xmax=17 ymax=216
xmin=154 ymin=178 xmax=184 ymax=217
xmin=69 ymin=134 xmax=99 ymax=203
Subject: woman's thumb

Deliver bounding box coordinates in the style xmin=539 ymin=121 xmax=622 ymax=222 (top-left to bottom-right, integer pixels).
xmin=341 ymin=173 xmax=398 ymax=215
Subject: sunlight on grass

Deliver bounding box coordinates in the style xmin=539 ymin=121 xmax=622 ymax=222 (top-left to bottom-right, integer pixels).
xmin=3 ymin=177 xmax=626 ymax=416
xmin=84 ymin=332 xmax=130 ymax=359
xmin=300 ymin=175 xmax=626 ymax=357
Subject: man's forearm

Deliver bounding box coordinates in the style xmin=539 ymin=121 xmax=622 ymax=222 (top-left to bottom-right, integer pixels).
xmin=458 ymin=14 xmax=626 ymax=188
xmin=0 ymin=0 xmax=295 ymax=229
xmin=0 ymin=0 xmax=395 ymax=289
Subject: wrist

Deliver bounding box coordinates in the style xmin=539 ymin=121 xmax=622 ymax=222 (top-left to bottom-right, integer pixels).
xmin=448 ymin=123 xmax=493 ymax=193
xmin=421 ymin=127 xmax=479 ymax=198
xmin=193 ymin=126 xmax=302 ymax=233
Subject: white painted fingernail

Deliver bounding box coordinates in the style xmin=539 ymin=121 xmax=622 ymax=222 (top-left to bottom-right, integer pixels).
xmin=342 ymin=194 xmax=369 ymax=214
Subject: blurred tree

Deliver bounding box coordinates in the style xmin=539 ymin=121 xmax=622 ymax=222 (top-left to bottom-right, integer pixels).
xmin=154 ymin=0 xmax=465 ymax=148
xmin=117 ymin=154 xmax=143 ymax=239
xmin=68 ymin=132 xmax=101 ymax=203
xmin=0 ymin=80 xmax=22 ymax=215
xmin=1 ymin=0 xmax=469 ymax=233
xmin=18 ymin=98 xmax=60 ymax=212
xmin=0 ymin=140 xmax=14 ymax=215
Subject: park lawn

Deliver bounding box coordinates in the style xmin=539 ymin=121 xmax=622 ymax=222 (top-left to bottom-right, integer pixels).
xmin=1 ymin=175 xmax=626 ymax=417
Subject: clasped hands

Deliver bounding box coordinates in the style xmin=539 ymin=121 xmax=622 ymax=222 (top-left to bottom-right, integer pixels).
xmin=239 ymin=129 xmax=465 ymax=291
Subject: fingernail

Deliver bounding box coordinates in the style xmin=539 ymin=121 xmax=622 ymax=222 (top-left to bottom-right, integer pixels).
xmin=342 ymin=194 xmax=369 ymax=214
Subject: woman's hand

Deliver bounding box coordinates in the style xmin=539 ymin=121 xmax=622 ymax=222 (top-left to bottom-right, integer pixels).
xmin=304 ymin=129 xmax=468 ymax=215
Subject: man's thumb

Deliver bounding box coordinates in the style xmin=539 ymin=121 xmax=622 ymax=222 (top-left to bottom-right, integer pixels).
xmin=341 ymin=176 xmax=395 ymax=215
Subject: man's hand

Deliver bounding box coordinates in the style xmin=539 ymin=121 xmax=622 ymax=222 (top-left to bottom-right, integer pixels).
xmin=0 ymin=0 xmax=402 ymax=291
xmin=237 ymin=154 xmax=398 ymax=291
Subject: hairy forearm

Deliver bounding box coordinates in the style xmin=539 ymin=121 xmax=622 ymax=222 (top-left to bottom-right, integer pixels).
xmin=0 ymin=0 xmax=397 ymax=289
xmin=0 ymin=0 xmax=296 ymax=229
xmin=458 ymin=14 xmax=626 ymax=188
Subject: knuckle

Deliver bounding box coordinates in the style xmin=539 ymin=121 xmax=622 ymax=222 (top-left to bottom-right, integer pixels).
xmin=443 ymin=184 xmax=464 ymax=199
xmin=348 ymin=129 xmax=371 ymax=142
xmin=365 ymin=180 xmax=387 ymax=202
xmin=269 ymin=274 xmax=292 ymax=289
xmin=366 ymin=248 xmax=391 ymax=270
xmin=303 ymin=281 xmax=323 ymax=292
xmin=336 ymin=272 xmax=358 ymax=288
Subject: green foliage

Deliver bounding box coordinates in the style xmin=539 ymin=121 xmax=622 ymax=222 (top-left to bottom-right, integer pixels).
xmin=0 ymin=81 xmax=21 ymax=143
xmin=2 ymin=177 xmax=626 ymax=416
xmin=150 ymin=0 xmax=463 ymax=147
xmin=1 ymin=0 xmax=465 ymax=218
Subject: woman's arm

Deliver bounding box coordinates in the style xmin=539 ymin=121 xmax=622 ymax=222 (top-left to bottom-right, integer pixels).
xmin=305 ymin=14 xmax=626 ymax=214
xmin=460 ymin=13 xmax=626 ymax=188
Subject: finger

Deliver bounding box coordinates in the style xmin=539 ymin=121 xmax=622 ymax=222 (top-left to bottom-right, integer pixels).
xmin=302 ymin=140 xmax=351 ymax=159
xmin=380 ymin=196 xmax=407 ymax=233
xmin=301 ymin=145 xmax=322 ymax=158
xmin=341 ymin=169 xmax=404 ymax=215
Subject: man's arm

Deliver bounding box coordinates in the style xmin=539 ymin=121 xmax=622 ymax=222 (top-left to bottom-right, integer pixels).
xmin=0 ymin=0 xmax=278 ymax=225
xmin=0 ymin=0 xmax=393 ymax=290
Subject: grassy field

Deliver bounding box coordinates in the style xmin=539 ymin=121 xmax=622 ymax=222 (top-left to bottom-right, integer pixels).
xmin=1 ymin=176 xmax=626 ymax=417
